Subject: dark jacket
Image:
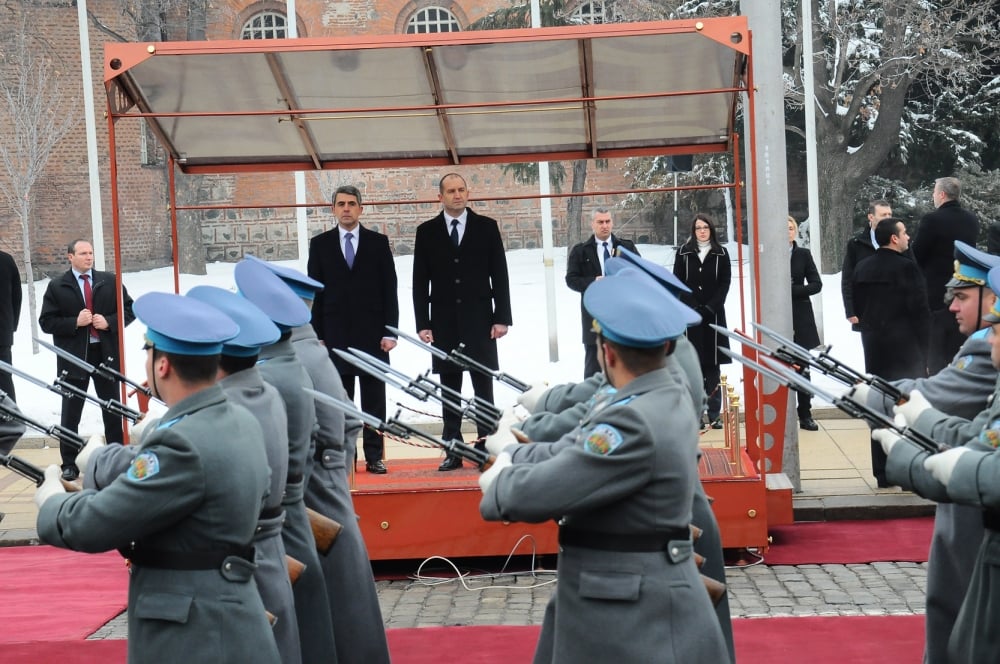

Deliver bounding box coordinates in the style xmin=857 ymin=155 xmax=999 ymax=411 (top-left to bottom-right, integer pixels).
xmin=565 ymin=234 xmax=638 ymax=343
xmin=840 ymin=228 xmax=877 ymax=328
xmin=673 ymin=243 xmax=731 ymax=367
xmin=38 ymin=269 xmax=134 ymax=379
xmin=412 ymin=208 xmax=512 ymax=372
xmin=790 ymin=242 xmax=822 ymax=349
xmin=852 ymin=248 xmax=930 ymax=380
xmin=913 ymin=200 xmax=979 ymax=311
xmin=308 ymin=224 xmax=399 ymax=374
xmin=0 ymin=250 xmax=21 ymax=346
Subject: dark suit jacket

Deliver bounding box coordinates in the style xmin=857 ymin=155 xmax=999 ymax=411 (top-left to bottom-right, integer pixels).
xmin=913 ymin=200 xmax=979 ymax=311
xmin=790 ymin=242 xmax=822 ymax=349
xmin=308 ymin=224 xmax=399 ymax=375
xmin=673 ymin=242 xmax=731 ymax=367
xmin=0 ymin=250 xmax=21 ymax=346
xmin=412 ymin=208 xmax=512 ymax=372
xmin=38 ymin=269 xmax=134 ymax=379
xmin=565 ymin=234 xmax=638 ymax=343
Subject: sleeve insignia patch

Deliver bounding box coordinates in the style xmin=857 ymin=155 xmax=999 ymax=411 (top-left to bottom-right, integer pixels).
xmin=584 ymin=423 xmax=624 ymax=456
xmin=127 ymin=452 xmax=161 ymax=481
xmin=953 ymin=355 xmax=973 ymax=371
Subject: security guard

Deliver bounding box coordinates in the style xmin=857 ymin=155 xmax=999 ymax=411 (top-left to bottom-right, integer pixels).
xmin=479 ymin=269 xmax=728 ymax=663
xmin=235 ymin=259 xmax=337 ymax=664
xmin=187 ymin=285 xmax=301 ymax=664
xmin=853 ymin=240 xmax=1000 ymax=663
xmin=35 ymin=292 xmax=280 ymax=664
xmin=250 ymin=255 xmax=391 ymax=664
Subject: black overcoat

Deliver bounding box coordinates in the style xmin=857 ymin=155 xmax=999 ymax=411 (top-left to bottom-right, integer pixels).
xmin=565 ymin=234 xmax=638 ymax=343
xmin=38 ymin=269 xmax=134 ymax=379
xmin=672 ymin=243 xmax=732 ymax=367
xmin=912 ymin=200 xmax=979 ymax=311
xmin=308 ymin=224 xmax=399 ymax=373
xmin=790 ymin=242 xmax=822 ymax=349
xmin=0 ymin=250 xmax=21 ymax=347
xmin=412 ymin=209 xmax=512 ymax=372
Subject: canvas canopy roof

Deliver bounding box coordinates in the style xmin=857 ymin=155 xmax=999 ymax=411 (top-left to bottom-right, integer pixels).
xmin=103 ymin=17 xmax=750 ymax=175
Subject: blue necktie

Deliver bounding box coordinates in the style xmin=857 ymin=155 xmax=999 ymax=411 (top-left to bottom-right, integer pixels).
xmin=344 ymin=232 xmax=355 ymax=269
xmin=450 ymin=219 xmax=460 ymax=247
xmin=602 ymin=241 xmax=611 ymax=273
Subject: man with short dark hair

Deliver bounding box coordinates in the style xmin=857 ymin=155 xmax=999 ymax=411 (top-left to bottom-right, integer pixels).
xmin=39 ymin=239 xmax=134 ymax=481
xmin=913 ymin=177 xmax=980 ymax=373
xmin=566 ymin=208 xmax=638 ymax=378
xmin=852 ymin=217 xmax=930 ymax=486
xmin=841 ymin=199 xmax=893 ymax=331
xmin=412 ymin=173 xmax=512 ymax=471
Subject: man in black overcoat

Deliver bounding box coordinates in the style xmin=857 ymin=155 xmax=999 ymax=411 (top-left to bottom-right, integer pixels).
xmin=309 ymin=185 xmax=399 ymax=474
xmin=412 ymin=173 xmax=512 ymax=471
xmin=852 ymin=218 xmax=930 ymax=487
xmin=841 ymin=200 xmax=893 ymax=331
xmin=912 ymin=177 xmax=979 ymax=373
xmin=0 ymin=249 xmax=22 ymax=401
xmin=565 ymin=208 xmax=638 ymax=379
xmin=38 ymin=239 xmax=134 ymax=480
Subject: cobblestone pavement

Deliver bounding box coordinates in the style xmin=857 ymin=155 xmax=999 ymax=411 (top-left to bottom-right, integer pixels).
xmin=87 ymin=561 xmax=927 ymax=639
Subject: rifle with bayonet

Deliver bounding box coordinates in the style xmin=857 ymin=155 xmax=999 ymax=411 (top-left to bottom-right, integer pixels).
xmin=387 ymin=325 xmax=531 ymax=393
xmin=35 ymin=337 xmax=156 ymax=400
xmin=719 ymin=347 xmax=943 ymax=454
xmin=333 ymin=348 xmax=501 ymax=434
xmin=0 ymin=393 xmax=85 ymax=451
xmin=0 ymin=360 xmax=142 ymax=423
xmin=303 ymin=387 xmax=496 ymax=470
xmin=716 ymin=322 xmax=905 ymax=404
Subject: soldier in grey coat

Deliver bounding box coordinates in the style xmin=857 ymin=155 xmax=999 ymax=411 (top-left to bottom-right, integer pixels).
xmin=880 ymin=264 xmax=1000 ymax=663
xmin=235 ymin=259 xmax=337 ymax=664
xmin=849 ymin=241 xmax=999 ymax=664
xmin=35 ymin=292 xmax=280 ymax=664
xmin=480 ymin=269 xmax=727 ymax=664
xmin=252 ymin=256 xmax=391 ymax=664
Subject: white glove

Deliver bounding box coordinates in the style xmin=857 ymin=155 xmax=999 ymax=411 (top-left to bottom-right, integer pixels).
xmin=478 ymin=452 xmax=512 ymax=493
xmin=130 ymin=400 xmax=169 ymax=443
xmin=844 ymin=382 xmax=871 ymax=405
xmin=872 ymin=428 xmax=904 ymax=456
xmin=923 ymin=447 xmax=970 ymax=487
xmin=484 ymin=410 xmax=524 ymax=456
xmin=893 ymin=389 xmax=932 ymax=427
xmin=75 ymin=434 xmax=106 ymax=476
xmin=516 ymin=382 xmax=549 ymax=414
xmin=34 ymin=465 xmax=67 ymax=509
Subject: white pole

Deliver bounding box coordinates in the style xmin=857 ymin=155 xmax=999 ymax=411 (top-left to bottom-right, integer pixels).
xmin=802 ymin=0 xmax=824 ymax=343
xmin=77 ymin=0 xmax=105 ymax=269
xmin=531 ymin=0 xmax=558 ymax=361
xmin=287 ymin=0 xmax=310 ymax=271
xmin=672 ymin=171 xmax=678 ymax=246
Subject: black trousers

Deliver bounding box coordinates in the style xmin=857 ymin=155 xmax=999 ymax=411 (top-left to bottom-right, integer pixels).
xmin=439 ymin=370 xmax=495 ymax=446
xmin=795 ymin=364 xmax=812 ymax=420
xmin=927 ymin=308 xmax=964 ymax=375
xmin=341 ymin=372 xmax=386 ymax=462
xmin=703 ymin=364 xmax=722 ymax=421
xmin=60 ymin=343 xmax=124 ymax=467
xmin=582 ymin=344 xmax=600 ymax=380
xmin=0 ymin=345 xmax=14 ymax=401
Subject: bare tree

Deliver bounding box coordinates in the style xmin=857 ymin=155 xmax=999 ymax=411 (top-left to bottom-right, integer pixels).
xmin=0 ymin=16 xmax=80 ymax=354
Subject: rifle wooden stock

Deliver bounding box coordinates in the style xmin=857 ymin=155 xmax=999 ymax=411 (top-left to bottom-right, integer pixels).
xmin=285 ymin=555 xmax=306 ymax=586
xmin=702 ymin=574 xmax=727 ymax=606
xmin=307 ymin=507 xmax=343 ymax=555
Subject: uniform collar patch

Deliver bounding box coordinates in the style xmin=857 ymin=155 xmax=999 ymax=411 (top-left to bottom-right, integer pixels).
xmin=584 ymin=423 xmax=624 ymax=456
xmin=127 ymin=452 xmax=160 ymax=481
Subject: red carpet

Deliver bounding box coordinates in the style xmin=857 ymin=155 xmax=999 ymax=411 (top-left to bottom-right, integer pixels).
xmin=0 ymin=617 xmax=925 ymax=663
xmin=0 ymin=546 xmax=128 ymax=643
xmin=761 ymin=516 xmax=933 ymax=565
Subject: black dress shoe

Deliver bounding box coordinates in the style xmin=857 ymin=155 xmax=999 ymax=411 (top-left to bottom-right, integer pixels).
xmin=710 ymin=418 xmax=724 ymax=430
xmin=438 ymin=455 xmax=463 ymax=471
xmin=61 ymin=466 xmax=80 ymax=481
xmin=799 ymin=417 xmax=819 ymax=431
xmin=473 ymin=438 xmax=487 ymax=452
xmin=365 ymin=460 xmax=387 ymax=474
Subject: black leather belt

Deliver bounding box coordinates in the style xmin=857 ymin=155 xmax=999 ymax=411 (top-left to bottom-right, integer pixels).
xmin=258 ymin=505 xmax=283 ymax=521
xmin=559 ymin=526 xmax=690 ymax=552
xmin=286 ymin=473 xmax=304 ymax=484
xmin=120 ymin=543 xmax=254 ymax=570
xmin=983 ymin=510 xmax=1000 ymax=532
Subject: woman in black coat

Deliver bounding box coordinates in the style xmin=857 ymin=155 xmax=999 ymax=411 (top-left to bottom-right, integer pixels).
xmin=673 ymin=213 xmax=731 ymax=428
xmin=789 ymin=216 xmax=823 ymax=430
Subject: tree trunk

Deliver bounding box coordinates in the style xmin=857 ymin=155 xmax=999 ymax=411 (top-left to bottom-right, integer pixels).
xmin=565 ymin=160 xmax=588 ymax=246
xmin=20 ymin=200 xmax=39 ymax=355
xmin=175 ymin=173 xmax=207 ymax=275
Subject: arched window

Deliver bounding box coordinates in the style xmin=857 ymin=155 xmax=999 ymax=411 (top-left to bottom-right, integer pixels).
xmin=572 ymin=1 xmax=608 ymax=24
xmin=406 ymin=7 xmax=461 ymax=34
xmin=241 ymin=11 xmax=287 ymax=40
